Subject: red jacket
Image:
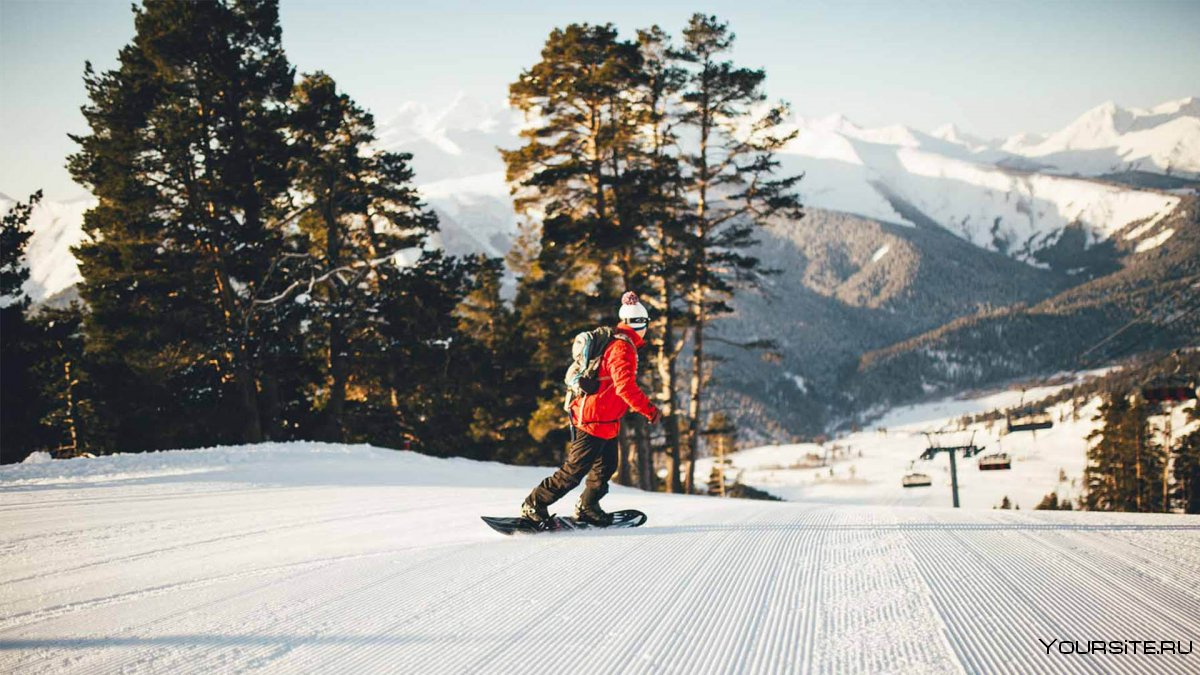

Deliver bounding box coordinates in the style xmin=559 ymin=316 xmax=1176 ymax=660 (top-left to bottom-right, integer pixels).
xmin=569 ymin=324 xmax=658 ymax=439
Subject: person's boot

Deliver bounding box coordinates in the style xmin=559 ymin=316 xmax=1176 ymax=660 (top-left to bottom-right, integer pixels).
xmin=574 ymin=496 xmax=613 ymax=526
xmin=520 ymin=499 xmax=550 ymax=524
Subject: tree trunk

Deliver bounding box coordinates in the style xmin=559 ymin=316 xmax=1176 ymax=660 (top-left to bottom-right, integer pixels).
xmin=258 ymin=368 xmax=282 ymax=440
xmin=212 ymin=261 xmax=264 ymax=444
xmin=682 ymin=88 xmax=711 ymax=496
xmin=636 ymin=415 xmax=654 ymax=491
xmin=61 ymin=356 xmax=79 ymax=457
xmin=325 ymin=324 xmax=348 ymax=441
xmin=322 ymin=194 xmax=348 ymax=442
xmin=616 ymin=422 xmax=633 ymax=486
xmin=656 ymin=276 xmax=683 ymax=494
xmin=685 ymin=289 xmax=704 ymax=495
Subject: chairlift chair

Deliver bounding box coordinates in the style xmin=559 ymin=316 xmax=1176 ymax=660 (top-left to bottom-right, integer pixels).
xmin=1137 ymin=381 xmax=1195 ymax=401
xmin=902 ymin=472 xmax=932 ymax=488
xmin=978 ymin=452 xmax=1012 ymax=471
xmin=1007 ymin=409 xmax=1053 ymax=433
xmin=1140 ymin=360 xmax=1197 ymax=404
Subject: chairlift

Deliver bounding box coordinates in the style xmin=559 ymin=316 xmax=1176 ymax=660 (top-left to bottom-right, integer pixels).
xmin=902 ymin=472 xmax=932 ymax=488
xmin=978 ymin=452 xmax=1012 ymax=471
xmin=1139 ymin=356 xmax=1198 ymax=404
xmin=917 ymin=432 xmax=983 ymax=507
xmin=1006 ymin=387 xmax=1054 ymax=433
xmin=1007 ymin=410 xmax=1053 ymax=433
xmin=1142 ymin=381 xmax=1197 ymax=403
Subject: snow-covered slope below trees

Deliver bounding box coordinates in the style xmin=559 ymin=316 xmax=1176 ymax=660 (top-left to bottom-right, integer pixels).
xmin=699 ymin=373 xmax=1197 ymax=511
xmin=2 ymin=442 xmax=1198 ymax=674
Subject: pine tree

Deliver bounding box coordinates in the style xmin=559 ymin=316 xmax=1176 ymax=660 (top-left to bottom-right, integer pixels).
xmin=503 ymin=24 xmax=647 ymax=462
xmin=507 ymin=228 xmax=583 ymax=461
xmin=374 ymin=251 xmax=483 ymax=456
xmin=67 ymin=0 xmax=296 ymax=450
xmin=455 ymin=256 xmax=541 ymax=463
xmin=33 ymin=304 xmax=101 ymax=457
xmin=673 ymin=13 xmax=803 ymax=493
xmin=1087 ymin=394 xmax=1130 ymax=510
xmin=1086 ymin=392 xmax=1165 ymax=512
xmin=286 ymin=71 xmax=438 ymax=441
xmin=1 ymin=191 xmax=48 ymax=463
xmin=633 ymin=26 xmax=690 ymax=492
xmin=1172 ymin=402 xmax=1200 ymax=514
xmin=503 ymin=23 xmax=644 ymax=294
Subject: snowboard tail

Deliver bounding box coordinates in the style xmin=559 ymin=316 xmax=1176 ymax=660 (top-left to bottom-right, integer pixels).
xmin=481 ymin=509 xmax=646 ymax=536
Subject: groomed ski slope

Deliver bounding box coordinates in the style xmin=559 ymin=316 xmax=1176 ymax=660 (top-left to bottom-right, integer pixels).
xmin=2 ymin=444 xmax=1198 ymax=674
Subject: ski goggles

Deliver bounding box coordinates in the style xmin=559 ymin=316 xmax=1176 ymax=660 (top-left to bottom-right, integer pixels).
xmin=625 ymin=317 xmax=650 ymax=328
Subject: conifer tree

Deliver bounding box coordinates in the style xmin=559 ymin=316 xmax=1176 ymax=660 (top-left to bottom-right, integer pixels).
xmin=1086 ymin=392 xmax=1165 ymax=511
xmin=33 ymin=304 xmax=100 ymax=457
xmin=1172 ymin=403 xmax=1200 ymax=514
xmin=633 ymin=26 xmax=689 ymax=491
xmin=68 ymin=0 xmax=295 ymax=449
xmin=503 ymin=24 xmax=646 ymax=461
xmin=455 ymin=256 xmax=540 ymax=463
xmin=1 ymin=192 xmax=48 ymax=462
xmin=672 ymin=13 xmax=803 ymax=492
xmin=504 ymin=23 xmax=644 ymax=294
xmin=286 ymin=71 xmax=437 ymax=441
xmin=373 ymin=251 xmax=482 ymax=456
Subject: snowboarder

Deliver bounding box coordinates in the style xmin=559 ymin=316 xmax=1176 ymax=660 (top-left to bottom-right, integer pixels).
xmin=520 ymin=291 xmax=661 ymax=526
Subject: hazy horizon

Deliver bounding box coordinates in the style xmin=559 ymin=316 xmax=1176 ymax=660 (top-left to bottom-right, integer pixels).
xmin=2 ymin=0 xmax=1198 ymax=200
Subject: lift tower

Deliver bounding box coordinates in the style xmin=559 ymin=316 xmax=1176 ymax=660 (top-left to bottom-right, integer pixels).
xmin=920 ymin=432 xmax=984 ymax=508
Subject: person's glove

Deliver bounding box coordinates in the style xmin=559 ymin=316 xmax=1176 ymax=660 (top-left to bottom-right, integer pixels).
xmin=648 ymin=407 xmax=662 ymax=426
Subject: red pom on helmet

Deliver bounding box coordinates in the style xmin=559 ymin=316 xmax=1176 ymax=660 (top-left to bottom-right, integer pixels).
xmin=622 ymin=291 xmax=640 ymax=305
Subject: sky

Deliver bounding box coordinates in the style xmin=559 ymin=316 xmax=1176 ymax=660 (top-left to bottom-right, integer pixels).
xmin=1 ymin=0 xmax=1198 ymax=201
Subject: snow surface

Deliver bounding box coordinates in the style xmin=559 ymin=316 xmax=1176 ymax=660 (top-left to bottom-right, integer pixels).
xmin=1134 ymin=228 xmax=1175 ymax=253
xmin=2 ymin=440 xmax=1198 ymax=674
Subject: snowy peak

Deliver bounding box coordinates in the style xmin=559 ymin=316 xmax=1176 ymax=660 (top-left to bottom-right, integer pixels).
xmin=999 ymin=131 xmax=1047 ymax=154
xmin=930 ymin=123 xmax=992 ymax=151
xmin=1029 ymin=100 xmax=1138 ymax=153
xmin=374 ymin=93 xmax=520 ymax=174
xmin=1147 ymin=95 xmax=1199 ymax=117
xmin=377 ymin=92 xmax=507 ymax=144
xmin=1009 ymin=96 xmax=1200 ymax=175
xmin=777 ymin=97 xmax=1193 ymax=267
xmin=0 ymin=195 xmax=93 ymax=303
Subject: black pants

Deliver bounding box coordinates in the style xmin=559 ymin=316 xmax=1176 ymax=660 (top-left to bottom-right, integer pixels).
xmin=526 ymin=429 xmax=618 ymax=507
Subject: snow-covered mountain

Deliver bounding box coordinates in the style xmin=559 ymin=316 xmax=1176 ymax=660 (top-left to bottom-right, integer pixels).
xmin=374 ymin=94 xmax=519 ymax=259
xmin=6 ymin=95 xmax=1195 ymax=303
xmin=999 ymin=97 xmax=1200 ymax=176
xmin=0 ymin=194 xmax=92 ymax=305
xmin=375 ymin=93 xmax=1195 ymax=267
xmin=776 ymin=110 xmax=1184 ymax=265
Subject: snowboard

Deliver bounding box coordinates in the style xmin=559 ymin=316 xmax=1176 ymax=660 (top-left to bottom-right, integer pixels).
xmin=481 ymin=509 xmax=647 ymax=536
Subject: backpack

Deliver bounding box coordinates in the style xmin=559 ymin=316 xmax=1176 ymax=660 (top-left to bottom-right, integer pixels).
xmin=563 ymin=326 xmax=633 ymax=413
